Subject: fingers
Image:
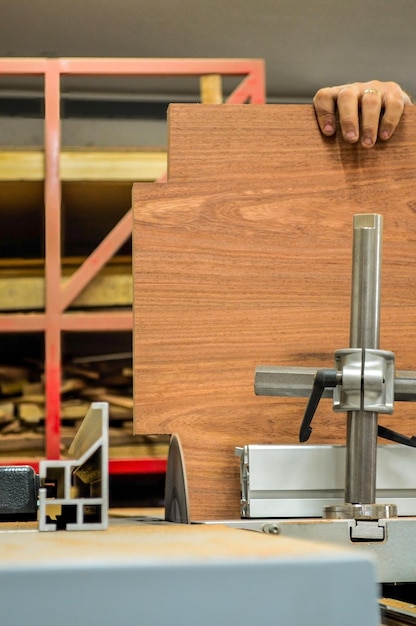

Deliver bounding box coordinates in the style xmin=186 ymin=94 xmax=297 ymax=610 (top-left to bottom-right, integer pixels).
xmin=360 ymin=88 xmax=384 ymax=147
xmin=379 ymin=82 xmax=412 ymax=141
xmin=336 ymin=84 xmax=362 ymax=143
xmin=314 ymin=83 xmax=362 ymax=143
xmin=313 ymin=86 xmax=341 ymax=137
xmin=313 ymin=81 xmax=412 ymax=148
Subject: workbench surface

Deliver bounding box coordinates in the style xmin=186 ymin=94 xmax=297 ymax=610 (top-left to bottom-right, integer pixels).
xmin=0 ymin=519 xmax=379 ymax=626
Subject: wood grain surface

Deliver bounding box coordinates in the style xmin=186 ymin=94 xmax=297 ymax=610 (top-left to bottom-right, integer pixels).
xmin=168 ymin=103 xmax=416 ymax=183
xmin=133 ymin=104 xmax=416 ymax=520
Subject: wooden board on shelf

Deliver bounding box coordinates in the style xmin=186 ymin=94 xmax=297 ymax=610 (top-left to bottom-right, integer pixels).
xmin=0 ymin=257 xmax=132 ymax=311
xmin=132 ymin=104 xmax=416 ymax=520
xmin=0 ymin=147 xmax=167 ymax=182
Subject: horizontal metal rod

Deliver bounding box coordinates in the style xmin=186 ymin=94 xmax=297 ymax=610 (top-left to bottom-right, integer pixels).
xmin=254 ymin=365 xmax=416 ymax=402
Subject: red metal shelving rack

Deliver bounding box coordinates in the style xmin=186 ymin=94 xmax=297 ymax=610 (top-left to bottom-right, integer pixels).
xmin=0 ymin=57 xmax=266 ymax=473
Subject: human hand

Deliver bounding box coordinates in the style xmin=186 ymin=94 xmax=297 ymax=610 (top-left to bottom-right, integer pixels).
xmin=313 ymin=81 xmax=413 ymax=148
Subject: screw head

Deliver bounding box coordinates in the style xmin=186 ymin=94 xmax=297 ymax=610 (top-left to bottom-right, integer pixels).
xmin=263 ymin=523 xmax=280 ymax=535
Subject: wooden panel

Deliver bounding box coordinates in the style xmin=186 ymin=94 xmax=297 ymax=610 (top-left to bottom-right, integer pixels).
xmin=167 ymin=103 xmax=416 ymax=182
xmin=133 ymin=104 xmax=416 ymax=520
xmin=133 ymin=187 xmax=416 ymax=520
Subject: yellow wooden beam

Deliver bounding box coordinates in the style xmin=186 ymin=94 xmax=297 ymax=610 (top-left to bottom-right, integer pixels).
xmin=0 ymin=262 xmax=133 ymax=311
xmin=200 ymin=74 xmax=223 ymax=104
xmin=61 ymin=148 xmax=167 ymax=181
xmin=0 ymin=148 xmax=167 ymax=181
xmin=0 ymin=150 xmax=44 ymax=181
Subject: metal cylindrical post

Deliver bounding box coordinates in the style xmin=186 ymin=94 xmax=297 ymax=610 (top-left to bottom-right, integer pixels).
xmin=345 ymin=214 xmax=382 ymax=505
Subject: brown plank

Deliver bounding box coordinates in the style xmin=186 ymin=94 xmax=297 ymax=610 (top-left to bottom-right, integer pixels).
xmin=133 ymin=181 xmax=416 ymax=520
xmin=167 ymin=103 xmax=416 ymax=182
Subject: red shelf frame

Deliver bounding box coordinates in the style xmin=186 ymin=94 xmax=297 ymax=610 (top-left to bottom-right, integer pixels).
xmin=0 ymin=57 xmax=266 ymax=472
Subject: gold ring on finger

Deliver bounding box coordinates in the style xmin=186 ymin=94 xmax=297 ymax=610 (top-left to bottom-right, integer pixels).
xmin=362 ymin=88 xmax=383 ymax=98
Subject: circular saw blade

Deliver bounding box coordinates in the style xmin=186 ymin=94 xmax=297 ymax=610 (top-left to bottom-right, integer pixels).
xmin=164 ymin=434 xmax=190 ymax=524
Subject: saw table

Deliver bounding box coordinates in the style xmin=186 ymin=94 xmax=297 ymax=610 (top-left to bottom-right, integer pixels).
xmin=0 ymin=518 xmax=379 ymax=626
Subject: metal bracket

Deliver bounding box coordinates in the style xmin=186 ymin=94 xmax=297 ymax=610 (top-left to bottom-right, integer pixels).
xmin=350 ymin=520 xmax=385 ymax=541
xmin=333 ymin=348 xmax=395 ymax=413
xmin=38 ymin=402 xmax=109 ymax=531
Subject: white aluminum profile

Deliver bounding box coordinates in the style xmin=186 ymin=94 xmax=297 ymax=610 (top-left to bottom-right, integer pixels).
xmin=38 ymin=402 xmax=109 ymax=531
xmin=238 ymin=444 xmax=416 ymax=518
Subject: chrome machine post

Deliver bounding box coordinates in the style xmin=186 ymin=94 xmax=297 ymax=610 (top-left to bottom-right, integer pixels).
xmin=346 ymin=214 xmax=382 ymax=506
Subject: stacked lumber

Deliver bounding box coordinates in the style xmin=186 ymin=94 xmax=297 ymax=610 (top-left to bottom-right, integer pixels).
xmin=0 ymin=353 xmax=169 ymax=459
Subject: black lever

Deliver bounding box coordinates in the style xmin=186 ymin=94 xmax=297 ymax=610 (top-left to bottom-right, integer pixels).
xmin=299 ymin=368 xmax=338 ymax=442
xmin=377 ymin=425 xmax=416 ymax=448
xmin=300 ymin=369 xmax=416 ymax=449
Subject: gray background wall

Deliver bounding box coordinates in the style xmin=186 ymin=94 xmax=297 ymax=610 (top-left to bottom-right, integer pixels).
xmin=0 ymin=0 xmax=415 ymax=146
